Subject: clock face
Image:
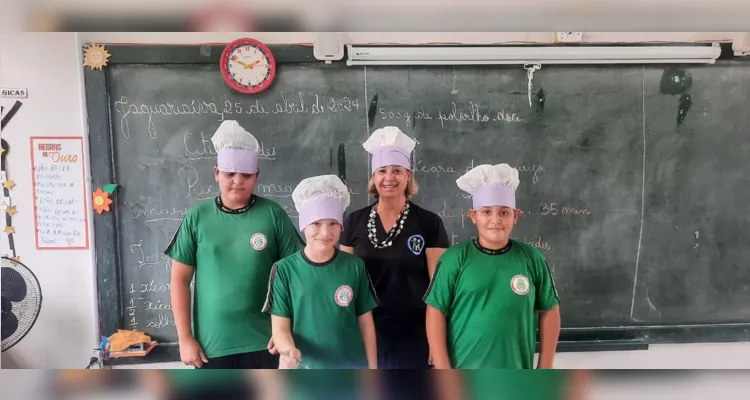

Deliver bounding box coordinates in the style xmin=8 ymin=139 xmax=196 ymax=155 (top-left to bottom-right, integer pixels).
xmin=221 ymin=39 xmax=276 ymax=94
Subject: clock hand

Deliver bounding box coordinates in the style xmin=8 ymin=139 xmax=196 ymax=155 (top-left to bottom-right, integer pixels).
xmin=233 ymin=59 xmax=250 ymax=67
xmin=244 ymin=59 xmax=262 ymax=69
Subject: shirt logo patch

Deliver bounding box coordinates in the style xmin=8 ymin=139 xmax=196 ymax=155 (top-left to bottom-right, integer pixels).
xmin=407 ymin=234 xmax=425 ymax=255
xmin=510 ymin=275 xmax=530 ymax=295
xmin=250 ymin=233 xmax=268 ymax=251
xmin=334 ymin=285 xmax=354 ymax=307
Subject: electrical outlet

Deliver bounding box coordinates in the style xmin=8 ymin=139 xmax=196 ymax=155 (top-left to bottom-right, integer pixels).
xmin=556 ymin=32 xmax=583 ymax=43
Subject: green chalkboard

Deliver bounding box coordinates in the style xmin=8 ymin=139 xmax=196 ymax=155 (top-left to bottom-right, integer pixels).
xmin=84 ymin=45 xmax=750 ymax=363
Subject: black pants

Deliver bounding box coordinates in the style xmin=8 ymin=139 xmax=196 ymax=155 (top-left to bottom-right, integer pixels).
xmin=201 ymin=349 xmax=279 ymax=369
xmin=375 ymin=315 xmax=435 ymax=399
xmin=375 ymin=315 xmax=431 ymax=370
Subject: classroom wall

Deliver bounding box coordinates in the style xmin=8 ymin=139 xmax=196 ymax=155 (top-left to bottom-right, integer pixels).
xmin=2 ymin=32 xmax=750 ymax=369
xmin=0 ymin=32 xmax=98 ymax=368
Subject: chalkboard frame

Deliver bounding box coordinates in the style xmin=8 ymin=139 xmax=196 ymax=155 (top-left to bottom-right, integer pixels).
xmin=84 ymin=44 xmax=750 ymax=365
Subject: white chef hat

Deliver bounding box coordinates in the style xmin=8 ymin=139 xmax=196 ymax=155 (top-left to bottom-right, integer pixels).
xmin=362 ymin=126 xmax=416 ymax=174
xmin=456 ymin=163 xmax=520 ymax=210
xmin=210 ymin=120 xmax=260 ymax=174
xmin=292 ymin=175 xmax=351 ymax=231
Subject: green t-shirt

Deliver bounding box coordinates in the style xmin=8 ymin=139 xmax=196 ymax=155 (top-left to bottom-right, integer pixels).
xmin=463 ymin=370 xmax=569 ymax=400
xmin=163 ymin=370 xmax=245 ymax=390
xmin=284 ymin=371 xmax=361 ymax=400
xmin=262 ymin=249 xmax=379 ymax=369
xmin=423 ymin=239 xmax=560 ymax=369
xmin=164 ymin=195 xmax=303 ymax=358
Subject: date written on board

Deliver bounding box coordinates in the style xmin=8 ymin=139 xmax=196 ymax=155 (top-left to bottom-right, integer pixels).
xmin=113 ymin=93 xmax=360 ymax=140
xmin=539 ymin=202 xmax=592 ymax=216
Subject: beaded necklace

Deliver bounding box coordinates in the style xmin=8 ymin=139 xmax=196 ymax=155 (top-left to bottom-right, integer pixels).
xmin=367 ymin=201 xmax=410 ymax=249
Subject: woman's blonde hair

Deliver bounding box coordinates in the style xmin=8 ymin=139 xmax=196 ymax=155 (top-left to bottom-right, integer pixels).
xmin=368 ymin=173 xmax=419 ymax=199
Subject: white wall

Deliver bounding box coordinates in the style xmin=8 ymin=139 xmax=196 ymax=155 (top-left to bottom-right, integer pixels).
xmin=0 ymin=32 xmax=98 ymax=368
xmin=1 ymin=32 xmax=750 ymax=369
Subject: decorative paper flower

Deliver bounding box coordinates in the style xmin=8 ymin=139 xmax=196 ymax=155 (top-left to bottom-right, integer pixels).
xmin=93 ymin=184 xmax=117 ymax=214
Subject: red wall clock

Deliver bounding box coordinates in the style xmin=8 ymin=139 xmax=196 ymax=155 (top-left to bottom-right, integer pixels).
xmin=220 ymin=38 xmax=276 ymax=94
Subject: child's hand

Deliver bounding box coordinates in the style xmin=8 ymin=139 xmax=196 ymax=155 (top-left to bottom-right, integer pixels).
xmin=279 ymin=348 xmax=302 ymax=369
xmin=178 ymin=337 xmax=208 ymax=368
xmin=267 ymin=337 xmax=278 ymax=355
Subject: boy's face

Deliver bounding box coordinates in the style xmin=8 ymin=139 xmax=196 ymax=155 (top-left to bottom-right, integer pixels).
xmin=468 ymin=206 xmax=520 ymax=246
xmin=303 ymin=219 xmax=342 ymax=251
xmin=214 ymin=167 xmax=258 ymax=205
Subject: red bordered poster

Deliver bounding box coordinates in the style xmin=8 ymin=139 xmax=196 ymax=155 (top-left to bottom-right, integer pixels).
xmin=30 ymin=136 xmax=90 ymax=250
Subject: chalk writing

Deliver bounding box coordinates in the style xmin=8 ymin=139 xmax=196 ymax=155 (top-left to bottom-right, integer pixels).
xmin=460 ymin=209 xmax=472 ymax=229
xmin=413 ymin=155 xmax=458 ymax=175
xmin=523 ymin=235 xmax=552 ymax=251
xmin=283 ymin=205 xmax=299 ymax=219
xmin=540 ymin=202 xmax=592 ymax=216
xmin=132 ymin=280 xmax=171 ymax=294
xmin=516 ymin=163 xmax=545 ymax=184
xmin=31 ymin=138 xmax=88 ymax=249
xmin=438 ymin=202 xmax=454 ymax=219
xmin=379 ymin=102 xmax=523 ymax=128
xmin=130 ymin=240 xmax=172 ymax=272
xmin=256 ymin=183 xmax=293 ymax=198
xmin=144 ymin=300 xmax=172 ymax=311
xmin=113 ymin=93 xmax=361 ymax=139
xmin=125 ymin=201 xmax=188 ymax=222
xmin=180 ymin=130 xmax=277 ymax=162
xmin=461 ymin=159 xmax=545 ymax=184
xmin=177 ymin=166 xmax=305 ymax=201
xmin=310 ymin=94 xmax=361 ymax=114
xmin=126 ymin=297 xmax=141 ymax=330
xmin=145 ymin=313 xmax=176 ymax=329
xmin=177 ymin=165 xmax=220 ymax=201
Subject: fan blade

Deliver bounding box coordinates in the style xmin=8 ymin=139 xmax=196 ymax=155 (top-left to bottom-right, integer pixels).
xmin=1 ymin=267 xmax=27 ymax=302
xmin=1 ymin=311 xmax=18 ymax=341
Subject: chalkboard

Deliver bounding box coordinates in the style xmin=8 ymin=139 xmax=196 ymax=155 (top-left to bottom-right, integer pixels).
xmin=85 ymin=45 xmax=750 ymax=363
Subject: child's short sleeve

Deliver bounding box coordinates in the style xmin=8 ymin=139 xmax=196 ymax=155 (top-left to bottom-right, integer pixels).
xmin=262 ymin=264 xmax=292 ymax=318
xmin=532 ymin=251 xmax=560 ymax=311
xmin=422 ymin=249 xmax=462 ymax=314
xmin=164 ymin=211 xmax=198 ymax=267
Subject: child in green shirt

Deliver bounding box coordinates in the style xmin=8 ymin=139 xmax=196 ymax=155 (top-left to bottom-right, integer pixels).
xmin=263 ymin=175 xmax=379 ymax=369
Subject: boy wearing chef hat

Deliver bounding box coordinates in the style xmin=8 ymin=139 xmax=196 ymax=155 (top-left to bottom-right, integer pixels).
xmin=263 ymin=175 xmax=379 ymax=369
xmin=165 ymin=120 xmax=303 ymax=369
xmin=423 ymin=163 xmax=560 ymax=369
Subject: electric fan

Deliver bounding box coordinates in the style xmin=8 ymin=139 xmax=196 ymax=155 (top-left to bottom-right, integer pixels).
xmin=1 ymin=256 xmax=42 ymax=352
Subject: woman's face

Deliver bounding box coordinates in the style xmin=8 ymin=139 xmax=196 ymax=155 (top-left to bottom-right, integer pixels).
xmin=372 ymin=165 xmax=412 ymax=199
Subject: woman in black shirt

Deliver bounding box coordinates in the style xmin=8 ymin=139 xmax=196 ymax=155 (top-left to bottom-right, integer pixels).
xmin=340 ymin=126 xmax=450 ymax=370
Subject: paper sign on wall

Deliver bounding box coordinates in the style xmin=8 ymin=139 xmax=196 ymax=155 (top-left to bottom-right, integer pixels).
xmin=30 ymin=136 xmax=90 ymax=249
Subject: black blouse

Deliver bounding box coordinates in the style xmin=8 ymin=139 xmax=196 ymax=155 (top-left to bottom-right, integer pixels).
xmin=340 ymin=201 xmax=450 ymax=318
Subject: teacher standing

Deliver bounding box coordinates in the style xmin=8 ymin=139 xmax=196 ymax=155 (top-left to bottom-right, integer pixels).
xmin=340 ymin=126 xmax=450 ymax=369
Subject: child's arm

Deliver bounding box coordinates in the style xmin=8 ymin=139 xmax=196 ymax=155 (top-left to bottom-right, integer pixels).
xmin=423 ymin=255 xmax=460 ymax=370
xmin=271 ymin=315 xmax=301 ymax=369
xmin=534 ymin=254 xmax=561 ymax=369
xmin=357 ymin=311 xmax=377 ymax=369
xmin=263 ymin=264 xmax=298 ymax=369
xmin=537 ymin=306 xmax=561 ymax=369
xmin=425 ymin=306 xmax=451 ymax=369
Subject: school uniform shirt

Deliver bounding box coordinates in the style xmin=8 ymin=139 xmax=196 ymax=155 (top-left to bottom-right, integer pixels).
xmin=262 ymin=249 xmax=379 ymax=369
xmin=463 ymin=370 xmax=570 ymax=400
xmin=163 ymin=370 xmax=245 ymax=392
xmin=164 ymin=195 xmax=303 ymax=359
xmin=423 ymin=238 xmax=560 ymax=369
xmin=340 ymin=201 xmax=450 ymax=321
